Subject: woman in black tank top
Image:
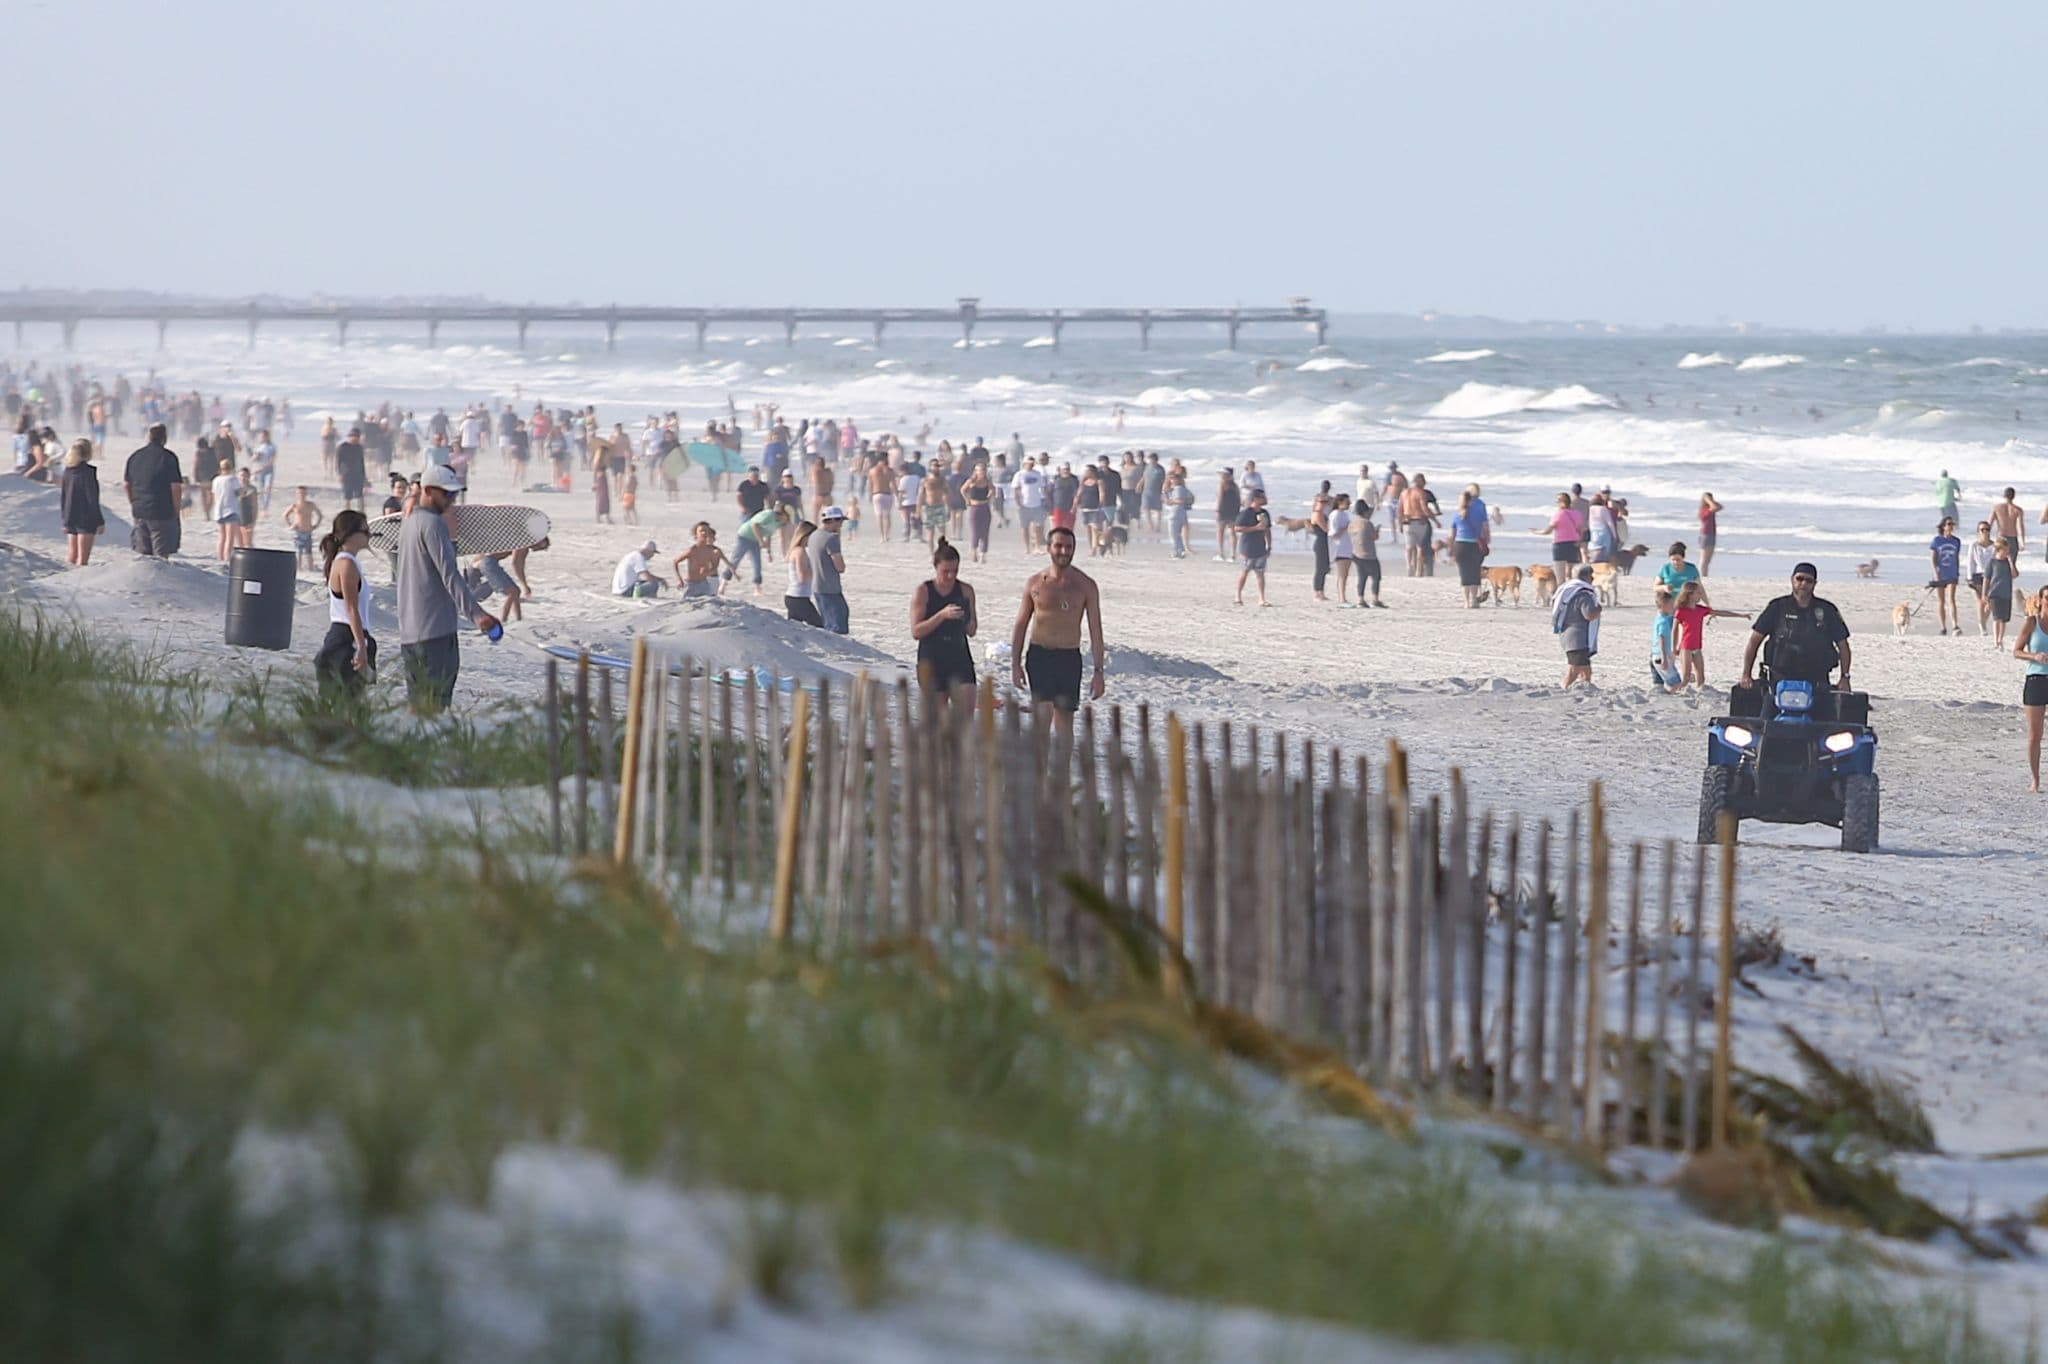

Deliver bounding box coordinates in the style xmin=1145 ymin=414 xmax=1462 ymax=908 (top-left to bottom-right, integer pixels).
xmin=910 ymin=536 xmax=978 ymax=708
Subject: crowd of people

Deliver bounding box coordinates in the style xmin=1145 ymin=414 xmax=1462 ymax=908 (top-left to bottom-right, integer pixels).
xmin=14 ymin=359 xmax=2048 ymax=780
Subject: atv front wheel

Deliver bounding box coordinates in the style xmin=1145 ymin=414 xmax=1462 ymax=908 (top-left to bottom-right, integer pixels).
xmin=1697 ymin=766 xmax=1736 ymax=845
xmin=1842 ymin=772 xmax=1880 ymax=853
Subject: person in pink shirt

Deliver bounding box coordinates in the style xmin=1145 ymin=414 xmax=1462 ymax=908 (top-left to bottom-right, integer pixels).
xmin=1532 ymin=492 xmax=1586 ymax=586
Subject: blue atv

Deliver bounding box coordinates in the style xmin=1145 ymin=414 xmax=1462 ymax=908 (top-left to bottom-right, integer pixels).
xmin=1699 ymin=678 xmax=1879 ymax=853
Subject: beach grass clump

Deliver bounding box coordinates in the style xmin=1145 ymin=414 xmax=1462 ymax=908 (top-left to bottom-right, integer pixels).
xmin=0 ymin=611 xmax=2022 ymax=1362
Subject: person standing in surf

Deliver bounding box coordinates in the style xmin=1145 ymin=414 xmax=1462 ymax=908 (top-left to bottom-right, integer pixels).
xmin=1009 ymin=525 xmax=1105 ymax=732
xmin=1697 ymin=493 xmax=1724 ymax=576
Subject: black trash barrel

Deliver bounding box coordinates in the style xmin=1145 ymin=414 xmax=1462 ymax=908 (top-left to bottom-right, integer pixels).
xmin=225 ymin=547 xmax=299 ymax=650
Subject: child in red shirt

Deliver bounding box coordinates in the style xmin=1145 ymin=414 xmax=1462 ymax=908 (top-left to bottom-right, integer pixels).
xmin=1674 ymin=580 xmax=1751 ymax=687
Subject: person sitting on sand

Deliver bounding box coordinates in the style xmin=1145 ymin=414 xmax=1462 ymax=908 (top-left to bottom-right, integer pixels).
xmin=673 ymin=522 xmax=732 ymax=599
xmin=613 ymin=538 xmax=664 ymax=599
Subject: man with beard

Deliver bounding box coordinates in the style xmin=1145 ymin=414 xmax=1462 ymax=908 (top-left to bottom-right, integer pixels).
xmin=1009 ymin=525 xmax=1105 ymax=732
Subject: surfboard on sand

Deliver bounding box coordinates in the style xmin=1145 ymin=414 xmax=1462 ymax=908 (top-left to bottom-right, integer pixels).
xmin=367 ymin=505 xmax=553 ymax=559
xmin=685 ymin=441 xmax=748 ymax=475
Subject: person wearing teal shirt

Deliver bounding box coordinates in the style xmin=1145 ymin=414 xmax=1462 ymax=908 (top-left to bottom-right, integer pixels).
xmin=1935 ymin=469 xmax=1962 ymax=524
xmin=726 ymin=504 xmax=784 ymax=594
xmin=1657 ymin=541 xmax=1704 ymax=601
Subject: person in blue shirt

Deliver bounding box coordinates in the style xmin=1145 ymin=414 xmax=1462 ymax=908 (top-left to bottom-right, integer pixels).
xmin=1451 ymin=485 xmax=1491 ymax=608
xmin=1929 ymin=517 xmax=1963 ymax=635
xmin=1650 ymin=587 xmax=1683 ymax=691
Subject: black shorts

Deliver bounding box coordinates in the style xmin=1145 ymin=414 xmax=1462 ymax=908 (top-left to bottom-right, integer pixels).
xmin=1993 ymin=592 xmax=2013 ymax=624
xmin=1024 ymin=644 xmax=1083 ymax=713
xmin=1565 ymin=648 xmax=1593 ymax=667
xmin=918 ymin=642 xmax=976 ymax=693
xmin=2026 ymin=674 xmax=2048 ymax=707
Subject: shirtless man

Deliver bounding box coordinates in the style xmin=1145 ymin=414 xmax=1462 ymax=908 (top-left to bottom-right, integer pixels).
xmin=1399 ymin=474 xmax=1437 ymax=577
xmin=1990 ymin=487 xmax=2027 ymax=562
xmin=671 ymin=521 xmax=733 ymax=598
xmin=281 ymin=487 xmax=323 ymax=572
xmin=1009 ymin=525 xmax=1105 ymax=731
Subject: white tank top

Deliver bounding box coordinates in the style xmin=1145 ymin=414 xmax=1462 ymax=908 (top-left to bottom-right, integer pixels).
xmin=786 ymin=556 xmax=812 ymax=598
xmin=329 ymin=550 xmax=363 ymax=625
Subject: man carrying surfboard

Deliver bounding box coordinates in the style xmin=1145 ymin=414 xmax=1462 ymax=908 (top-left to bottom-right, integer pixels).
xmin=395 ymin=464 xmax=499 ymax=715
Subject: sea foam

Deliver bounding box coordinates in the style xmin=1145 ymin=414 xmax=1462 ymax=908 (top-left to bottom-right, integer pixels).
xmin=1676 ymin=351 xmax=1733 ymax=369
xmin=1419 ymin=348 xmax=1497 ymax=364
xmin=1735 ymin=353 xmax=1805 ymax=371
xmin=1429 ymin=382 xmax=1611 ymax=419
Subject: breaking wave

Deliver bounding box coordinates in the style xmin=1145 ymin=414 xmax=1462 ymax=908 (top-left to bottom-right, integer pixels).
xmin=1428 ymin=382 xmax=1614 ymax=419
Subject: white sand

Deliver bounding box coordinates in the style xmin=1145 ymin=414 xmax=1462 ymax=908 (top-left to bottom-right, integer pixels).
xmin=9 ymin=437 xmax=2048 ymax=1294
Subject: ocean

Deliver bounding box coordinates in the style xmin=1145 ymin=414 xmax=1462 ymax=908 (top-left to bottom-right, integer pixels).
xmin=23 ymin=319 xmax=2048 ymax=581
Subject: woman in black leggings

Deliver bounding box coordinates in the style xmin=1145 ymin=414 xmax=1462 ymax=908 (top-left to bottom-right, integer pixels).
xmin=1309 ymin=493 xmax=1333 ymax=601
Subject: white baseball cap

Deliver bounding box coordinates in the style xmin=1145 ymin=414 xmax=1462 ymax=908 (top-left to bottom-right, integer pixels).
xmin=422 ymin=464 xmax=466 ymax=493
xmin=821 ymin=505 xmax=847 ymax=521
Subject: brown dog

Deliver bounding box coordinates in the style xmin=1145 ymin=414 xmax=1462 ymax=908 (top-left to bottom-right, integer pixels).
xmin=1591 ymin=563 xmax=1622 ymax=606
xmin=1528 ymin=564 xmax=1559 ymax=605
xmin=1482 ymin=565 xmax=1523 ymax=606
xmin=1613 ymin=543 xmax=1653 ymax=574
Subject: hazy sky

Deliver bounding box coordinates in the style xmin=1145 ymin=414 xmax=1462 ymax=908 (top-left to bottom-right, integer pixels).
xmin=14 ymin=1 xmax=2042 ymax=328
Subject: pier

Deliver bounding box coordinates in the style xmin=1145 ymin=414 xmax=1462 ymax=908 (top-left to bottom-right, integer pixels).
xmin=0 ymin=296 xmax=1326 ymax=352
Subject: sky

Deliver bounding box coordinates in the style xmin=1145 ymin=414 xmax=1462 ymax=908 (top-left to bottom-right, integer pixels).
xmin=11 ymin=0 xmax=2045 ymax=330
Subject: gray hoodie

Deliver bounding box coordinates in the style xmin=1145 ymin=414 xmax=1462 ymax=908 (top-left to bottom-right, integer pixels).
xmin=395 ymin=508 xmax=482 ymax=644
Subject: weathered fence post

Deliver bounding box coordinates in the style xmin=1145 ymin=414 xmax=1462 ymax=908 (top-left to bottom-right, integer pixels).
xmin=1163 ymin=712 xmax=1188 ymax=1004
xmin=769 ymin=687 xmax=811 ymax=942
xmin=1713 ymin=812 xmax=1738 ymax=1152
xmin=1650 ymin=839 xmax=1677 ymax=1150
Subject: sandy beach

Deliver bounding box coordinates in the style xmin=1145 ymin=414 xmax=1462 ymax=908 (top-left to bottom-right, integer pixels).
xmin=7 ymin=430 xmax=2047 ymax=1309
xmin=8 ymin=430 xmax=2039 ymax=1155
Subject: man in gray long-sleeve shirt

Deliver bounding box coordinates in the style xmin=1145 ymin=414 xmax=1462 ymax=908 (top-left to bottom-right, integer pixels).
xmin=396 ymin=465 xmax=498 ymax=713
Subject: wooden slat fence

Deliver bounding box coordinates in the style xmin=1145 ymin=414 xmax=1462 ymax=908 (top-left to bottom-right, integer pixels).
xmin=542 ymin=646 xmax=1742 ymax=1156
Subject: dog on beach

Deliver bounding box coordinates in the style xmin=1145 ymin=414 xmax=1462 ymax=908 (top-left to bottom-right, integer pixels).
xmin=1891 ymin=600 xmax=1920 ymax=635
xmin=1104 ymin=523 xmax=1130 ymax=556
xmin=1527 ymin=564 xmax=1558 ymax=605
xmin=1613 ymin=543 xmax=1653 ymax=574
xmin=1275 ymin=515 xmax=1312 ymax=545
xmin=1591 ymin=563 xmax=1622 ymax=606
xmin=1855 ymin=559 xmax=1880 ymax=579
xmin=1482 ymin=565 xmax=1523 ymax=606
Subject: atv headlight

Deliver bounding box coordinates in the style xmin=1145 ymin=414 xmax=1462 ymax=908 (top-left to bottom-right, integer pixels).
xmin=1723 ymin=724 xmax=1755 ymax=748
xmin=1824 ymin=730 xmax=1857 ymax=754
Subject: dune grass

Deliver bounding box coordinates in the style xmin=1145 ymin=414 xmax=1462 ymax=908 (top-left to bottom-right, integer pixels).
xmin=0 ymin=609 xmax=2024 ymax=1362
